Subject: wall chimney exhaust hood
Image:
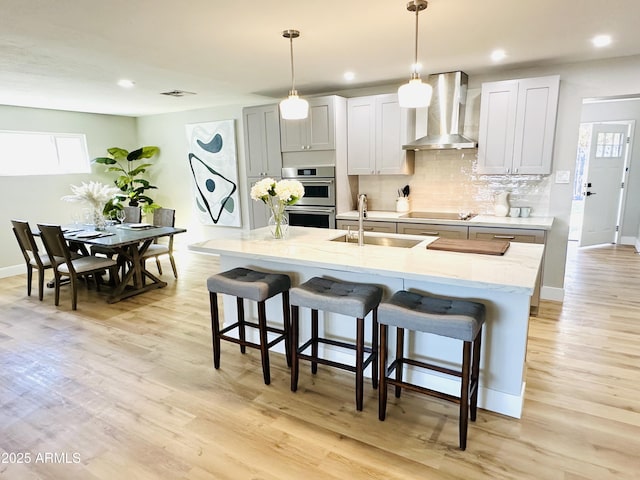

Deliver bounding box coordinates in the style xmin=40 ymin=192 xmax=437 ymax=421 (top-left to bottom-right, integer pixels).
xmin=402 ymin=71 xmax=477 ymax=151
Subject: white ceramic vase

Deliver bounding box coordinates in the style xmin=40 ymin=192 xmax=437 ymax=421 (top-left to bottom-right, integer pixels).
xmin=494 ymin=191 xmax=510 ymax=217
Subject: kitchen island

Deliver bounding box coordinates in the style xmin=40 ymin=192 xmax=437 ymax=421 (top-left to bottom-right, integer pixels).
xmin=189 ymin=226 xmax=544 ymax=418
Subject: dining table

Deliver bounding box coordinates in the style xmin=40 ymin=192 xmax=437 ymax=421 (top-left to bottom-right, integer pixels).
xmin=54 ymin=223 xmax=186 ymax=303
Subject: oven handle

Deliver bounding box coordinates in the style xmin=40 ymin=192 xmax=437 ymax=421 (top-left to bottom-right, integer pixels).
xmin=285 ymin=206 xmax=335 ymax=213
xmin=291 ymin=179 xmax=334 ymax=185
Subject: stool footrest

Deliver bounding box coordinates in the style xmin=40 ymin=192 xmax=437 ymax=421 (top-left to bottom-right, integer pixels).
xmin=219 ymin=322 xmax=287 ymax=350
xmin=298 ymin=338 xmax=376 ymax=373
xmin=389 ymin=357 xmax=462 ymax=379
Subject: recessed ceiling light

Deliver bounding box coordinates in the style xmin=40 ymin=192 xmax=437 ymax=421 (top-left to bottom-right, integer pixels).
xmin=592 ymin=34 xmax=612 ymax=47
xmin=117 ymin=79 xmax=135 ymax=88
xmin=491 ymin=49 xmax=506 ymax=62
xmin=344 ymin=71 xmax=355 ymax=81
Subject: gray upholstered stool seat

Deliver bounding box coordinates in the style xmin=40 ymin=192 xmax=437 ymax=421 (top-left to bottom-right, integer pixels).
xmin=290 ymin=277 xmax=383 ymax=411
xmin=207 ymin=267 xmax=291 ymax=385
xmin=378 ymin=290 xmax=486 ymax=451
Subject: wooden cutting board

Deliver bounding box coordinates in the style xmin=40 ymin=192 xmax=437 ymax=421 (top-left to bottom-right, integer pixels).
xmin=427 ymin=237 xmax=510 ymax=255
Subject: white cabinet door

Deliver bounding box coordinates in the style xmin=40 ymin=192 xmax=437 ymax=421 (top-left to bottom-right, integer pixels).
xmin=478 ymin=75 xmax=559 ymax=175
xmin=243 ymin=104 xmax=282 ymax=177
xmin=280 ymin=96 xmax=336 ymax=152
xmin=347 ymin=97 xmax=376 ymax=174
xmin=512 ymin=76 xmax=560 ymax=174
xmin=347 ymin=93 xmax=414 ymax=175
xmin=477 ymin=80 xmax=518 ymax=174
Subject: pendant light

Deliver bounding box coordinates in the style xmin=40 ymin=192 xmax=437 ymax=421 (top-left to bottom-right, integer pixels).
xmin=280 ymin=29 xmax=309 ymax=120
xmin=398 ymin=0 xmax=433 ymax=108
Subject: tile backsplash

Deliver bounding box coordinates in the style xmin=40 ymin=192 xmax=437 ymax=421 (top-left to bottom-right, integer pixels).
xmin=358 ymin=149 xmax=551 ymax=216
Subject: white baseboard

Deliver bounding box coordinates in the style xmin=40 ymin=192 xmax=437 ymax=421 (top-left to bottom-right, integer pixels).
xmin=619 ymin=236 xmax=637 ymax=246
xmin=0 ymin=264 xmax=25 ymax=279
xmin=541 ymin=286 xmax=564 ymax=302
xmin=635 ymin=238 xmax=640 ymax=253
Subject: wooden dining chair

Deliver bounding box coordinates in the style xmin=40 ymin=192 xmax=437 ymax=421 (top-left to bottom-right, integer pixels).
xmin=142 ymin=207 xmax=178 ymax=278
xmin=11 ymin=219 xmax=55 ymax=301
xmin=37 ymin=223 xmax=119 ymax=310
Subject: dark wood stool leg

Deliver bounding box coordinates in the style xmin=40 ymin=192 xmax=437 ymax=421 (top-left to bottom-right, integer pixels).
xmin=257 ymin=300 xmax=271 ymax=385
xmin=371 ymin=308 xmax=379 ymax=389
xmin=237 ymin=297 xmax=246 ymax=354
xmin=311 ymin=309 xmax=319 ymax=374
xmin=470 ymin=327 xmax=482 ymax=422
xmin=209 ymin=292 xmax=221 ymax=369
xmin=378 ymin=323 xmax=388 ymax=421
xmin=395 ymin=327 xmax=404 ymax=398
xmin=282 ymin=290 xmax=292 ymax=368
xmin=291 ymin=305 xmax=299 ymax=392
xmin=355 ymin=316 xmax=365 ymax=411
xmin=460 ymin=341 xmax=472 ymax=451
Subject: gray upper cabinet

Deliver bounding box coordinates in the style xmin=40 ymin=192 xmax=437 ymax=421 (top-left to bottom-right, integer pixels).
xmin=347 ymin=93 xmax=414 ymax=175
xmin=477 ymin=75 xmax=560 ymax=175
xmin=243 ymin=104 xmax=282 ymax=177
xmin=280 ymin=96 xmax=336 ymax=152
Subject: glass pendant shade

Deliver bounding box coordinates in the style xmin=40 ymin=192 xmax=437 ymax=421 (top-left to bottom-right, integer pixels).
xmin=398 ymin=77 xmax=433 ymax=108
xmin=280 ymin=91 xmax=309 ymax=120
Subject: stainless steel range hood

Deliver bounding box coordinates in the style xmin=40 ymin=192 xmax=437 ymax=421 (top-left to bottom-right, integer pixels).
xmin=402 ymin=71 xmax=477 ymax=151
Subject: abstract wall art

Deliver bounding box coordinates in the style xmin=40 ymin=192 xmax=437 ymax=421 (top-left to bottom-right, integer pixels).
xmin=185 ymin=120 xmax=241 ymax=227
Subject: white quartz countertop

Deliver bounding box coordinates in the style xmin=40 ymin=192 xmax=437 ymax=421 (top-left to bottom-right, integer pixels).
xmin=336 ymin=210 xmax=554 ymax=230
xmin=189 ymin=226 xmax=544 ymax=295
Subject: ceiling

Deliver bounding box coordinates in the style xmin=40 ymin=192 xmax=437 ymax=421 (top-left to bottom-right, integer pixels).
xmin=3 ymin=0 xmax=640 ymax=117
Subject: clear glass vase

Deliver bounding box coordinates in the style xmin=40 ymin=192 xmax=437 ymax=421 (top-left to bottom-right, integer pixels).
xmin=92 ymin=208 xmax=107 ymax=231
xmin=268 ymin=203 xmax=288 ymax=239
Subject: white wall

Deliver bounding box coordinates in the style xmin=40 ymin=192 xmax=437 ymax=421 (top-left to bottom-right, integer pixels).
xmin=0 ymin=106 xmax=136 ymax=275
xmin=4 ymin=55 xmax=640 ymax=291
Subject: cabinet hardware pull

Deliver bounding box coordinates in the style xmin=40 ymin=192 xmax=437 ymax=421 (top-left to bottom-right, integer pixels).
xmin=494 ymin=235 xmax=516 ymax=239
xmin=363 ymin=227 xmax=374 ymax=231
xmin=421 ymin=231 xmax=439 ymax=235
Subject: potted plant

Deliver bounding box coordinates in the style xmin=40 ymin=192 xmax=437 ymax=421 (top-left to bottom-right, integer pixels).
xmin=93 ymin=146 xmax=161 ymax=215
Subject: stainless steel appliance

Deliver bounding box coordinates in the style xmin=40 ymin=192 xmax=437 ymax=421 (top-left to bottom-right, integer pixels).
xmin=282 ymin=166 xmax=336 ymax=228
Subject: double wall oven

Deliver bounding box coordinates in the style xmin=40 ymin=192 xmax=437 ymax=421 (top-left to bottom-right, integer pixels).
xmin=281 ymin=166 xmax=336 ymax=229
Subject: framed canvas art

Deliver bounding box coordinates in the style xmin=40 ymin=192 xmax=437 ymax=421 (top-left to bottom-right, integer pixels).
xmin=185 ymin=120 xmax=241 ymax=227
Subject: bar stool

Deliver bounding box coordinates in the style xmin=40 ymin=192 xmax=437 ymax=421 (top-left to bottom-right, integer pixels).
xmin=378 ymin=290 xmax=485 ymax=450
xmin=290 ymin=277 xmax=383 ymax=411
xmin=207 ymin=267 xmax=291 ymax=385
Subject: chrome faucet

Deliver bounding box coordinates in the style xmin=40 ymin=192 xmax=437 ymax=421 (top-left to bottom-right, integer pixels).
xmin=357 ymin=193 xmax=368 ymax=246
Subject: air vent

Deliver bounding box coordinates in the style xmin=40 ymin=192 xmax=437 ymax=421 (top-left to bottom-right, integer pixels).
xmin=160 ymin=90 xmax=196 ymax=97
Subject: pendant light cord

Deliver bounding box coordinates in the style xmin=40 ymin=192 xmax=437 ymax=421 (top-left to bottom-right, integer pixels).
xmin=413 ymin=5 xmax=419 ymax=75
xmin=289 ymin=36 xmax=296 ymax=94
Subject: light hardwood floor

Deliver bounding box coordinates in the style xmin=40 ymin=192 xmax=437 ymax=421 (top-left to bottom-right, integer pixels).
xmin=0 ymin=244 xmax=639 ymax=479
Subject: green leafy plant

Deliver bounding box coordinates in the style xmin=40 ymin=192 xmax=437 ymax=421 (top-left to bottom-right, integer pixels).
xmin=93 ymin=146 xmax=161 ymax=215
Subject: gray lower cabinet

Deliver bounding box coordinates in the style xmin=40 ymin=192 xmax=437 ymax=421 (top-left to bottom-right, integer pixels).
xmin=468 ymin=226 xmax=545 ymax=313
xmin=397 ymin=223 xmax=468 ymax=239
xmin=336 ymin=219 xmax=397 ymax=234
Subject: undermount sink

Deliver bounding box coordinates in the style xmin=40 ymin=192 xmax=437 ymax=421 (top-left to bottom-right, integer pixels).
xmin=330 ymin=234 xmax=421 ymax=248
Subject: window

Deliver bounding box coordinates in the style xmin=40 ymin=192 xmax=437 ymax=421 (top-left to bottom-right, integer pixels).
xmin=595 ymin=131 xmax=625 ymax=159
xmin=0 ymin=130 xmax=90 ymax=176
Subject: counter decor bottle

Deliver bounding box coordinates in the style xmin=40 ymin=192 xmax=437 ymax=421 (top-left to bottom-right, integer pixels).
xmin=494 ymin=191 xmax=510 ymax=217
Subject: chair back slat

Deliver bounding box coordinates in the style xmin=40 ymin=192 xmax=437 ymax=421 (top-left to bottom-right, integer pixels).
xmin=153 ymin=208 xmax=175 ymax=227
xmin=11 ymin=219 xmax=39 ymax=257
xmin=37 ymin=224 xmax=73 ymax=267
xmin=123 ymin=206 xmax=142 ymax=223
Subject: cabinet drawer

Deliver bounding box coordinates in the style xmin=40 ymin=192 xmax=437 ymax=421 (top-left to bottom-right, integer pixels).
xmin=468 ymin=227 xmax=545 ymax=244
xmin=336 ymin=220 xmax=397 ymax=234
xmin=398 ymin=223 xmax=468 ymax=239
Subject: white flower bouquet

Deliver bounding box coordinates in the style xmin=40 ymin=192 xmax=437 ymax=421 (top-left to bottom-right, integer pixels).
xmin=62 ymin=181 xmax=120 ymax=229
xmin=250 ymin=178 xmax=305 ymax=238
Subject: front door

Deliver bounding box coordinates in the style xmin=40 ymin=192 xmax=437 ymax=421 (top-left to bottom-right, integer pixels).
xmin=579 ymin=123 xmax=629 ymax=247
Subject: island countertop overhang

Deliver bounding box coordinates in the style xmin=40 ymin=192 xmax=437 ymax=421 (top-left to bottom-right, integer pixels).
xmin=189 ymin=226 xmax=544 ymax=295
